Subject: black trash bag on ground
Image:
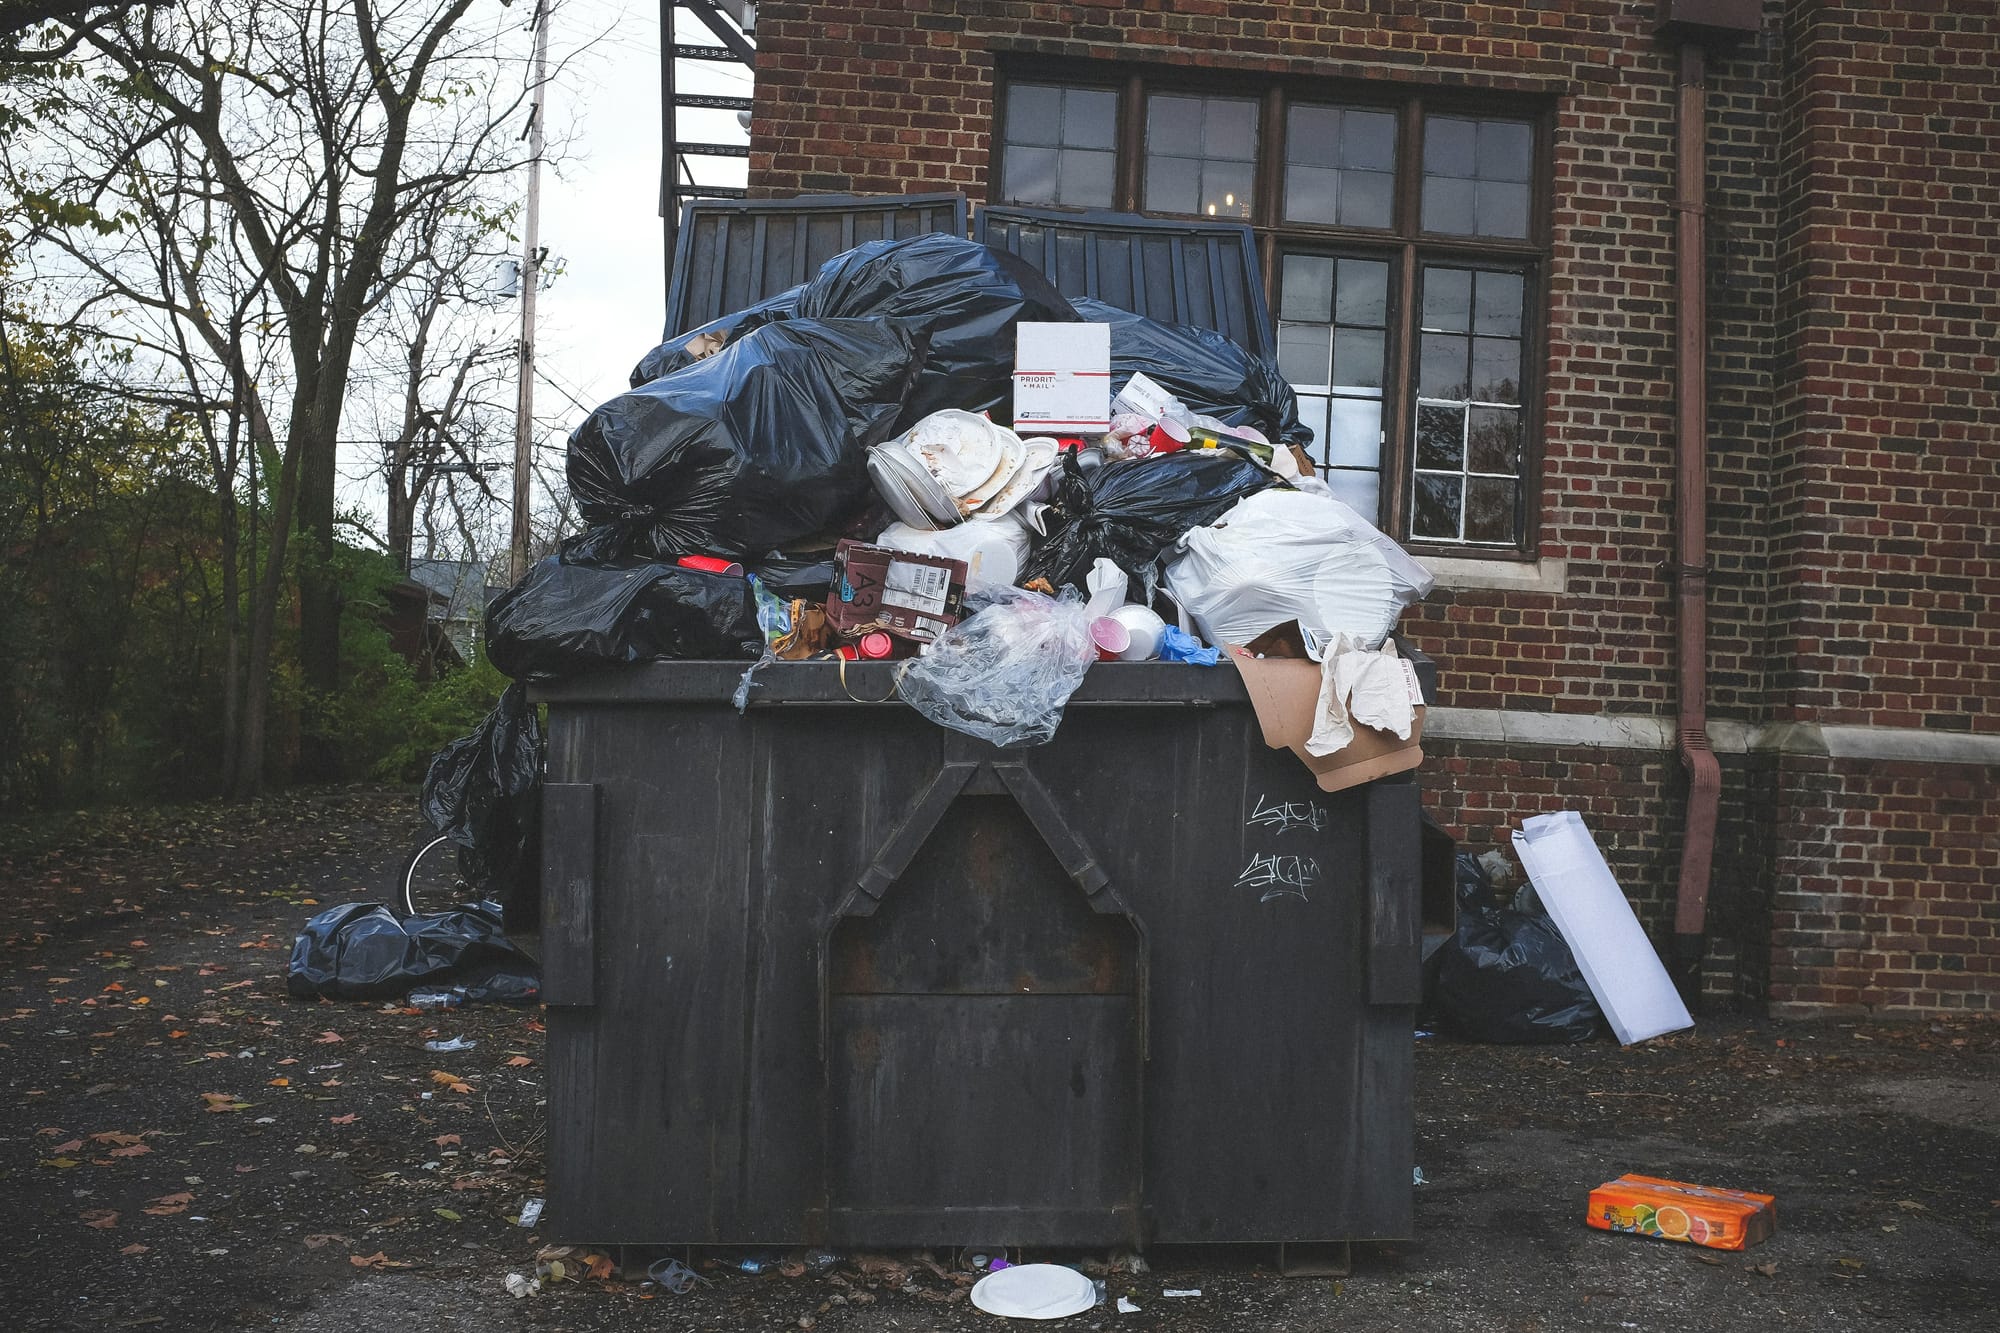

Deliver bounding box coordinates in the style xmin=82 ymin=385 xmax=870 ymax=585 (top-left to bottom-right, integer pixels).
xmin=628 ymin=285 xmax=801 ymax=389
xmin=1073 ymin=297 xmax=1311 ymax=454
xmin=286 ymin=899 xmax=539 ymax=1004
xmin=1019 ymin=448 xmax=1282 ymax=592
xmin=1425 ymin=853 xmax=1604 ymax=1044
xmin=567 ymin=316 xmax=927 ymax=560
xmin=795 ymin=234 xmax=1077 ymax=423
xmin=487 ymin=550 xmax=763 ymax=679
xmin=419 ymin=684 xmax=543 ymax=926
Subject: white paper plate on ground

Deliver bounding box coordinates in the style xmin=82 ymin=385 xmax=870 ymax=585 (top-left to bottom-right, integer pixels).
xmin=969 ymin=1263 xmax=1096 ymax=1320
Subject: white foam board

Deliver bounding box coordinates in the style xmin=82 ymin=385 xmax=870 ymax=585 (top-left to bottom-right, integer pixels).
xmin=1512 ymin=811 xmax=1693 ymax=1046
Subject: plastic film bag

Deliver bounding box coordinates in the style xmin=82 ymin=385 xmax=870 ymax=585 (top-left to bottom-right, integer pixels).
xmin=1020 ymin=448 xmax=1281 ymax=592
xmin=896 ymin=586 xmax=1097 ymax=747
xmin=485 ymin=551 xmax=764 ymax=680
xmin=1165 ymin=488 xmax=1434 ymax=651
xmin=567 ymin=317 xmax=926 ymax=560
xmin=286 ymin=899 xmax=540 ymax=1004
xmin=628 ymin=285 xmax=801 ymax=388
xmin=419 ymin=684 xmax=543 ymax=924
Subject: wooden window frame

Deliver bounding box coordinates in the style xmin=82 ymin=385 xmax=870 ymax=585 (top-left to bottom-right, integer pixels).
xmin=993 ymin=60 xmax=1555 ymax=561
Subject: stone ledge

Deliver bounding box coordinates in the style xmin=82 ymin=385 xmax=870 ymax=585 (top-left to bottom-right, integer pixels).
xmin=1423 ymin=709 xmax=2000 ymax=766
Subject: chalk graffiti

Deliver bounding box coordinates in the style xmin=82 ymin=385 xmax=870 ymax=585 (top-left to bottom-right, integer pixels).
xmin=1245 ymin=793 xmax=1330 ymax=834
xmin=1235 ymin=853 xmax=1320 ymax=903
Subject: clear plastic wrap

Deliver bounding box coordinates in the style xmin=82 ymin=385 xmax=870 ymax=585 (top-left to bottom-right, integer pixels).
xmin=896 ymin=586 xmax=1097 ymax=747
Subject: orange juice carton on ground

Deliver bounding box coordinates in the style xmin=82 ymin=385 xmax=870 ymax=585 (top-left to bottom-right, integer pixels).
xmin=1587 ymin=1174 xmax=1776 ymax=1251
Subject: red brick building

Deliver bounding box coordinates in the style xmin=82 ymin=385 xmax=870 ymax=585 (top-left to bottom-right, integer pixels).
xmin=733 ymin=0 xmax=2000 ymax=1016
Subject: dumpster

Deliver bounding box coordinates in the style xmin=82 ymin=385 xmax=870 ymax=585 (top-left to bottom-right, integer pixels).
xmin=533 ymin=655 xmax=1429 ymax=1255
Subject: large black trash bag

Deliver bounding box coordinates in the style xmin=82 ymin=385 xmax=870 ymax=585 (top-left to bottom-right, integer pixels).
xmin=286 ymin=899 xmax=539 ymax=1004
xmin=1073 ymin=298 xmax=1311 ymax=454
xmin=567 ymin=316 xmax=927 ymax=559
xmin=794 ymin=234 xmax=1077 ymax=422
xmin=1019 ymin=448 xmax=1282 ymax=592
xmin=628 ymin=285 xmax=801 ymax=389
xmin=487 ymin=547 xmax=763 ymax=679
xmin=419 ymin=684 xmax=543 ymax=926
xmin=1425 ymin=853 xmax=1605 ymax=1044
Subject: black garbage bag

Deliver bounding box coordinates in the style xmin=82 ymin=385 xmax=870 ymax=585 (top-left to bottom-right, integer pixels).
xmin=795 ymin=234 xmax=1077 ymax=423
xmin=487 ymin=549 xmax=763 ymax=679
xmin=1426 ymin=853 xmax=1604 ymax=1044
xmin=1019 ymin=448 xmax=1282 ymax=592
xmin=745 ymin=553 xmax=837 ymax=601
xmin=629 ymin=285 xmax=801 ymax=389
xmin=568 ymin=316 xmax=927 ymax=560
xmin=419 ymin=684 xmax=543 ymax=925
xmin=1073 ymin=297 xmax=1311 ymax=454
xmin=286 ymin=899 xmax=539 ymax=1004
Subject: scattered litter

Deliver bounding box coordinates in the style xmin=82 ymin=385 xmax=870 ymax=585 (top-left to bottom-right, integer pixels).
xmin=516 ymin=1197 xmax=544 ymax=1228
xmin=423 ymin=1036 xmax=476 ymax=1052
xmin=1414 ymin=1166 xmax=1428 ymax=1185
xmin=1117 ymin=1297 xmax=1141 ymax=1313
xmin=646 ymin=1256 xmax=706 ymax=1294
xmin=503 ymin=1272 xmax=540 ymax=1298
xmin=1162 ymin=1288 xmax=1202 ymax=1298
xmin=1588 ymin=1175 xmax=1776 ymax=1251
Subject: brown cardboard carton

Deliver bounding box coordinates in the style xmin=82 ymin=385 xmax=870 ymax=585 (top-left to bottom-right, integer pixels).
xmin=826 ymin=540 xmax=968 ymax=644
xmin=1225 ymin=623 xmax=1423 ymax=793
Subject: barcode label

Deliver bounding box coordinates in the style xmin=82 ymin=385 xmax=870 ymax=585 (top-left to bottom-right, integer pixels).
xmin=915 ymin=616 xmax=949 ymax=639
xmin=886 ymin=560 xmax=951 ymax=614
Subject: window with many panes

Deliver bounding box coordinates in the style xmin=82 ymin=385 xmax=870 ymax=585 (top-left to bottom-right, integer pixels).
xmin=995 ymin=71 xmax=1546 ymax=555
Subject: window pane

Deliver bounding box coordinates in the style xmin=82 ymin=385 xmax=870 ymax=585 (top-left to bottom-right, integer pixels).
xmin=1332 ymin=328 xmax=1383 ymax=390
xmin=1287 ymin=104 xmax=1341 ymax=168
xmin=1147 ymin=95 xmax=1203 ymax=150
xmin=1421 ymin=269 xmax=1472 ymax=332
xmin=1335 ymin=259 xmax=1389 ymax=327
xmin=1281 ymin=255 xmax=1336 ymax=323
xmin=1004 ymin=145 xmax=1059 ymax=204
xmin=1422 ymin=176 xmax=1476 ymax=235
xmin=1419 ymin=333 xmax=1468 ymax=399
xmin=1343 ymin=110 xmax=1397 ymax=171
xmin=1007 ymin=84 xmax=1062 ymax=147
xmin=1143 ymin=155 xmax=1200 ymax=214
xmin=1473 ymin=271 xmax=1525 ymax=337
xmin=1413 ymin=474 xmax=1462 ymax=540
xmin=1284 ymin=164 xmax=1340 ymax=223
xmin=1325 ymin=398 xmax=1382 ymax=468
xmin=1327 ymin=468 xmax=1380 ymax=520
xmin=1477 ymin=180 xmax=1531 ymax=238
xmin=1478 ymin=120 xmax=1533 ymax=181
xmin=1340 ymin=170 xmax=1394 ymax=228
xmin=1202 ymin=159 xmax=1255 ymax=218
xmin=1064 ymin=88 xmax=1117 ymax=150
xmin=1278 ymin=324 xmax=1331 ymax=385
xmin=1424 ymin=116 xmax=1477 ymax=177
xmin=1203 ymin=97 xmax=1259 ymax=160
xmin=1294 ymin=394 xmax=1329 ymax=454
xmin=1467 ymin=407 xmax=1522 ymax=473
xmin=1059 ymin=149 xmax=1115 ymax=207
xmin=1416 ymin=403 xmax=1464 ymax=470
xmin=1471 ymin=336 xmax=1520 ymax=403
xmin=1465 ymin=477 xmax=1518 ymax=543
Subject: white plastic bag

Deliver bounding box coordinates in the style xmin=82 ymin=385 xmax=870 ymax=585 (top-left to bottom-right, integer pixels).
xmin=1163 ymin=489 xmax=1434 ymax=650
xmin=896 ymin=587 xmax=1097 ymax=747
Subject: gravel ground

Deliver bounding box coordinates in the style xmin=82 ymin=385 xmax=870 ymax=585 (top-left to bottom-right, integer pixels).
xmin=1 ymin=785 xmax=1994 ymax=1332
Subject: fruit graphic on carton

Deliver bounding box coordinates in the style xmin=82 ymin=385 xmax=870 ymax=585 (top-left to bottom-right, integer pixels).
xmin=1587 ymin=1175 xmax=1776 ymax=1251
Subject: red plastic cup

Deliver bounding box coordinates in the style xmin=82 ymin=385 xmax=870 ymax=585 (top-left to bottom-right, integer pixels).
xmin=1090 ymin=616 xmax=1132 ymax=662
xmin=1146 ymin=421 xmax=1189 ymax=454
xmin=676 ymin=554 xmax=744 ymax=577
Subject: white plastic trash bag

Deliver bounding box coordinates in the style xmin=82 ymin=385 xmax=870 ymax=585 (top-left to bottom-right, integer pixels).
xmin=896 ymin=587 xmax=1097 ymax=747
xmin=1164 ymin=489 xmax=1434 ymax=650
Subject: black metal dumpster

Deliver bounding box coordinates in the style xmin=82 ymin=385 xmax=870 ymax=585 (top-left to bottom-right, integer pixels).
xmin=533 ymin=660 xmax=1423 ymax=1254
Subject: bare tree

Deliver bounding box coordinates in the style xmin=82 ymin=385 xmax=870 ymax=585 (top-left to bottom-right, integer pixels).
xmin=5 ymin=0 xmax=542 ymax=789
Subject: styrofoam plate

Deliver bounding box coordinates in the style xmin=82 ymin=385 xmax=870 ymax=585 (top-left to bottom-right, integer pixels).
xmin=969 ymin=1264 xmax=1096 ymax=1320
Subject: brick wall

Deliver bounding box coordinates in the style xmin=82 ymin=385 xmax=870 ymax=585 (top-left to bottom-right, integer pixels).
xmin=746 ymin=0 xmax=2000 ymax=1017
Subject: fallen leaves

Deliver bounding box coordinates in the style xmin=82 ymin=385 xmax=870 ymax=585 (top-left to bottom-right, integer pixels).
xmin=199 ymin=1092 xmax=252 ymax=1113
xmin=433 ymin=1208 xmax=462 ymax=1223
xmin=430 ymin=1070 xmax=471 ymax=1094
xmin=505 ymin=1055 xmax=533 ymax=1068
xmin=90 ymin=1131 xmax=146 ymax=1146
xmin=349 ymin=1251 xmax=411 ymax=1270
xmin=304 ymin=1234 xmax=349 ymax=1250
xmin=81 ymin=1208 xmax=119 ymax=1229
xmin=329 ymin=1113 xmax=358 ymax=1125
xmin=142 ymin=1191 xmax=193 ymax=1216
xmin=120 ymin=1243 xmax=149 ymax=1255
xmin=315 ymin=1031 xmax=344 ymax=1044
xmin=1745 ymin=1260 xmax=1779 ymax=1278
xmin=267 ymin=1078 xmax=289 ymax=1087
xmin=51 ymin=1138 xmax=83 ymax=1153
xmin=432 ymin=1134 xmax=461 ymax=1148
xmin=107 ymin=1143 xmax=152 ymax=1158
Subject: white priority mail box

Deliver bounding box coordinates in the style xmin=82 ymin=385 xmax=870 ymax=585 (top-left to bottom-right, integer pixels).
xmin=1013 ymin=322 xmax=1111 ymax=432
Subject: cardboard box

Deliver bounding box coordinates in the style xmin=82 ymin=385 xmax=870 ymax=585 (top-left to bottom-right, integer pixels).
xmin=826 ymin=540 xmax=968 ymax=644
xmin=1587 ymin=1174 xmax=1776 ymax=1251
xmin=1225 ymin=623 xmax=1423 ymax=793
xmin=1013 ymin=322 xmax=1111 ymax=432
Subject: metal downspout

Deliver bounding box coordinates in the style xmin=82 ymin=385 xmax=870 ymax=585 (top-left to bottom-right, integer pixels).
xmin=1672 ymin=41 xmax=1722 ymax=1004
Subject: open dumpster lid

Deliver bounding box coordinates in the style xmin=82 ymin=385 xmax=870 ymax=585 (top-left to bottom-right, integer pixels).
xmin=665 ymin=192 xmax=970 ymax=338
xmin=974 ymin=204 xmax=1276 ymax=359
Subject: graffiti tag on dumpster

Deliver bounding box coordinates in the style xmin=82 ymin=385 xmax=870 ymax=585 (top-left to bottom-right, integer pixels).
xmin=1245 ymin=794 xmax=1329 ymax=834
xmin=1235 ymin=853 xmax=1320 ymax=903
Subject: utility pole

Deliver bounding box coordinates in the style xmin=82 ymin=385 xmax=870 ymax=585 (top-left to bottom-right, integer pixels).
xmin=509 ymin=0 xmax=550 ymax=585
